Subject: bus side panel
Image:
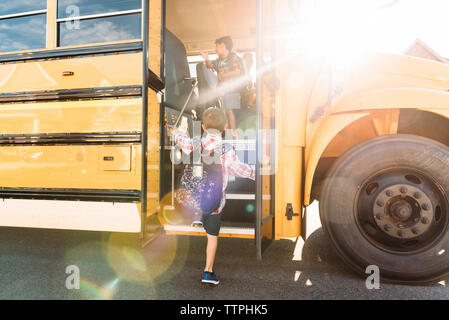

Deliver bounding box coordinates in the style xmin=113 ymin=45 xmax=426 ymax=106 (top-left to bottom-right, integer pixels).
xmin=273 ymin=64 xmax=306 ymax=239
xmin=145 ymin=0 xmax=162 ymax=219
xmin=147 ymin=91 xmax=160 ymax=216
xmin=0 ymin=53 xmax=142 ymax=94
xmin=149 ymin=0 xmax=162 ymax=78
xmin=0 ymin=98 xmax=142 ymax=135
xmin=0 ymin=145 xmax=141 ymax=190
xmin=0 ymin=97 xmax=143 ymax=191
xmin=274 ymin=146 xmax=302 ymax=239
xmin=0 ymin=199 xmax=140 ymax=232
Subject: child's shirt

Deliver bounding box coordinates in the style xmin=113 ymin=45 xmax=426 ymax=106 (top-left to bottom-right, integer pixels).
xmin=174 ymin=130 xmax=255 ymax=215
xmin=211 ymin=52 xmax=245 ymax=95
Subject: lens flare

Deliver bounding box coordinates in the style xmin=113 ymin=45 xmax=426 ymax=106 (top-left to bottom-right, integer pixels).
xmin=106 ymin=232 xmax=188 ymax=287
xmin=106 ymin=233 xmax=153 ymax=283
xmin=67 ymin=278 xmax=113 ymax=300
xmin=141 ymin=234 xmax=191 ymax=287
xmin=158 ymin=190 xmax=193 ymax=225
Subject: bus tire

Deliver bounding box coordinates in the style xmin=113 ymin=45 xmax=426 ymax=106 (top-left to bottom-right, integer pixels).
xmin=319 ymin=134 xmax=449 ymax=284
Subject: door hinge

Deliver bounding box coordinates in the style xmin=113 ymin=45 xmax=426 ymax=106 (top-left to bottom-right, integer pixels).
xmin=285 ymin=203 xmax=300 ymax=220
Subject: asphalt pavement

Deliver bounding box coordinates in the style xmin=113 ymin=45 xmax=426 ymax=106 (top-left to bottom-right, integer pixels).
xmin=0 ymin=202 xmax=449 ymax=300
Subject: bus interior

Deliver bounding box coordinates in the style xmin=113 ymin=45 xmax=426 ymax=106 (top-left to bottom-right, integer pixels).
xmin=160 ymin=0 xmax=272 ymax=240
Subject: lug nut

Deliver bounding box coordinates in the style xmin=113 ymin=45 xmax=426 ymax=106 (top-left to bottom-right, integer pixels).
xmin=375 ymin=213 xmax=384 ymax=220
xmin=397 ymin=230 xmax=405 ymax=237
xmin=376 ymin=200 xmax=385 ymax=207
xmin=422 ymin=203 xmax=430 ymax=211
xmin=412 ymin=227 xmax=420 ymax=235
xmin=413 ymin=192 xmax=422 ymax=199
xmin=421 ymin=217 xmax=430 ymax=224
xmin=384 ymin=224 xmax=393 ymax=232
xmin=400 ymin=186 xmax=408 ymax=194
xmin=386 ymin=190 xmax=394 ymax=197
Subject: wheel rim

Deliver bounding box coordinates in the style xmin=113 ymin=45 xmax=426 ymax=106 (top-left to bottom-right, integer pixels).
xmin=355 ymin=168 xmax=448 ymax=254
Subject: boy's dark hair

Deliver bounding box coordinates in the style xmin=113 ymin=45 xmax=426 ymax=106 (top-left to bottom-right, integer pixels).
xmin=215 ymin=36 xmax=233 ymax=51
xmin=202 ymin=107 xmax=227 ymax=133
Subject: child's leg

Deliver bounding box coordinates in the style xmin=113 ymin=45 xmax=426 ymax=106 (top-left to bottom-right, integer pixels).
xmin=202 ymin=213 xmax=222 ymax=272
xmin=204 ymin=234 xmax=218 ymax=272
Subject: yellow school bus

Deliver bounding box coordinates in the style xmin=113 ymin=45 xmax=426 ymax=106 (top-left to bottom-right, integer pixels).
xmin=2 ymin=0 xmax=449 ymax=284
xmin=0 ymin=0 xmax=163 ymax=240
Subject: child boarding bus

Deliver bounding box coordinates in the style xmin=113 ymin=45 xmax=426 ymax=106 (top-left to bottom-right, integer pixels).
xmin=2 ymin=0 xmax=449 ymax=284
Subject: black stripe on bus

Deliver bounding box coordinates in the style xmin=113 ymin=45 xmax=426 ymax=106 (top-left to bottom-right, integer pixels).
xmin=0 ymin=86 xmax=142 ymax=103
xmin=148 ymin=68 xmax=165 ymax=93
xmin=0 ymin=42 xmax=143 ymax=64
xmin=0 ymin=188 xmax=141 ymax=202
xmin=0 ymin=132 xmax=142 ymax=146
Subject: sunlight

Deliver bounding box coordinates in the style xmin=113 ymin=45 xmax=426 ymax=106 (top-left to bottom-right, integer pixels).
xmin=102 ymin=277 xmax=121 ymax=297
xmin=294 ymin=271 xmax=302 ymax=282
xmin=288 ymin=0 xmax=401 ymax=65
xmin=279 ymin=0 xmax=449 ymax=70
xmin=292 ymin=237 xmax=305 ymax=261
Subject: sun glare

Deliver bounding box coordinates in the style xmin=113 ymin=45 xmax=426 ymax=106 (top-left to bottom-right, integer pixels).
xmin=281 ymin=0 xmax=449 ymax=66
xmin=289 ymin=0 xmax=400 ymax=64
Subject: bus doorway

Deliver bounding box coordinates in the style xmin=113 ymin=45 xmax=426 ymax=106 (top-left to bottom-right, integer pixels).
xmin=160 ymin=0 xmax=276 ymax=256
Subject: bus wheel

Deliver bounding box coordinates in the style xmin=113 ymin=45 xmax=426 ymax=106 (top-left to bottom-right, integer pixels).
xmin=319 ymin=134 xmax=449 ymax=284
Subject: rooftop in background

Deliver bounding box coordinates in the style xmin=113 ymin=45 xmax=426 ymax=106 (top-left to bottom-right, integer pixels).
xmin=404 ymin=38 xmax=449 ymax=64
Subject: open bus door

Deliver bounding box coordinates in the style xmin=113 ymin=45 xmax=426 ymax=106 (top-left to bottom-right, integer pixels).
xmin=255 ymin=0 xmax=277 ymax=260
xmin=160 ymin=28 xmax=258 ymax=240
xmin=162 ymin=0 xmax=281 ymax=258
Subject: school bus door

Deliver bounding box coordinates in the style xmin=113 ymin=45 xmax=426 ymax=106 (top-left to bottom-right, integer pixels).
xmin=255 ymin=0 xmax=277 ymax=260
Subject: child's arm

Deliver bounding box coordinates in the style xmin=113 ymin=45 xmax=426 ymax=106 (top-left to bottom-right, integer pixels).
xmin=168 ymin=125 xmax=193 ymax=154
xmin=174 ymin=131 xmax=194 ymax=154
xmin=200 ymin=51 xmax=216 ymax=72
xmin=227 ymin=149 xmax=256 ymax=180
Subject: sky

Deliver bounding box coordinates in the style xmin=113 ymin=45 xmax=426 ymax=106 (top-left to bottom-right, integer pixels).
xmin=364 ymin=0 xmax=449 ymax=57
xmin=303 ymin=0 xmax=449 ymax=58
xmin=276 ymin=0 xmax=449 ymax=65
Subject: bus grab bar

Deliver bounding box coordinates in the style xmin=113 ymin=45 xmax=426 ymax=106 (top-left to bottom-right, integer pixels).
xmin=170 ymin=78 xmax=198 ymax=207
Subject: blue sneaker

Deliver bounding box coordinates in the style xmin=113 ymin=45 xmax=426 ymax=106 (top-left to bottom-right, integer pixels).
xmin=202 ymin=271 xmax=219 ymax=285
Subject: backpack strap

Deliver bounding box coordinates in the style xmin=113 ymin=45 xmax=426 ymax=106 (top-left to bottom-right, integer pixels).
xmin=222 ymin=142 xmax=234 ymax=155
xmin=199 ymin=142 xmax=234 ymax=163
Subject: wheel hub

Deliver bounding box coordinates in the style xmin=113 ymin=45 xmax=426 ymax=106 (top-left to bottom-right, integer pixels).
xmin=390 ymin=200 xmax=412 ymax=221
xmin=373 ymin=184 xmax=434 ymax=239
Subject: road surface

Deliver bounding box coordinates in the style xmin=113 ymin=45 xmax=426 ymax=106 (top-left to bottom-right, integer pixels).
xmin=0 ymin=202 xmax=448 ymax=300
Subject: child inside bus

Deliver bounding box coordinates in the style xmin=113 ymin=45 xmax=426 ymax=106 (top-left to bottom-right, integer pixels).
xmin=200 ymin=36 xmax=245 ymax=137
xmin=168 ymin=107 xmax=255 ymax=285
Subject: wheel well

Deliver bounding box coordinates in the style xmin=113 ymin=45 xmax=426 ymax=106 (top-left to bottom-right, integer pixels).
xmin=310 ymin=109 xmax=449 ymax=202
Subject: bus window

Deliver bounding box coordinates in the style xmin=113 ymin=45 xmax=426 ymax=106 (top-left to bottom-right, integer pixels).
xmin=57 ymin=0 xmax=141 ymax=17
xmin=56 ymin=0 xmax=142 ymax=47
xmin=187 ymin=54 xmax=218 ymax=78
xmin=0 ymin=0 xmax=46 ymax=15
xmin=0 ymin=0 xmax=47 ymax=53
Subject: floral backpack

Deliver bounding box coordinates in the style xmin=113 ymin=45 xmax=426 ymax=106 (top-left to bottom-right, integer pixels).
xmin=178 ymin=137 xmax=233 ymax=215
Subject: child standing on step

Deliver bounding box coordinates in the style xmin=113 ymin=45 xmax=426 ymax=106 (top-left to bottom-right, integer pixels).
xmin=169 ymin=107 xmax=255 ymax=285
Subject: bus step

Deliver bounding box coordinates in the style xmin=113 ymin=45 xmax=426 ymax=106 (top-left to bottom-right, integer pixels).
xmin=163 ymin=224 xmax=255 ymax=239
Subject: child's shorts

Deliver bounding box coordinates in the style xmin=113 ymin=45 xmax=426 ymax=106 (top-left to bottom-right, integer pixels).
xmin=203 ymin=212 xmax=222 ymax=236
